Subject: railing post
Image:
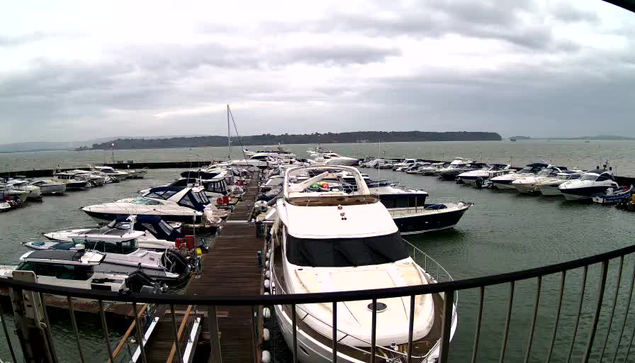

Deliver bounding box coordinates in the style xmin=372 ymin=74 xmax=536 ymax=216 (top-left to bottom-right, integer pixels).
xmin=582 ymin=260 xmax=609 ymax=363
xmin=370 ymin=298 xmax=377 ymax=363
xmin=599 ymin=256 xmax=623 ymax=362
xmin=292 ymin=304 xmax=298 ymax=363
xmin=169 ymin=304 xmax=184 ymax=363
xmin=439 ymin=289 xmax=455 ymax=363
xmin=332 ymin=301 xmax=338 ymax=363
xmin=471 ymin=287 xmax=485 ymax=363
xmin=612 ymin=257 xmax=635 ymax=363
xmin=568 ymin=265 xmax=588 ymax=363
xmin=407 ymin=294 xmax=416 ymax=363
xmin=66 ymin=296 xmax=86 ymax=363
xmin=499 ymin=281 xmax=515 ymax=363
xmin=10 ymin=284 xmax=53 ymax=363
xmin=207 ymin=305 xmax=222 ymax=363
xmin=132 ymin=302 xmax=148 ymax=363
xmin=523 ymin=276 xmax=542 ymax=363
xmin=98 ymin=299 xmax=115 ymax=363
xmin=547 ymin=271 xmax=566 ymax=363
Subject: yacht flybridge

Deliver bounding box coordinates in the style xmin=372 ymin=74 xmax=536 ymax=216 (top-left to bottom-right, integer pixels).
xmin=270 ymin=165 xmax=456 ymax=363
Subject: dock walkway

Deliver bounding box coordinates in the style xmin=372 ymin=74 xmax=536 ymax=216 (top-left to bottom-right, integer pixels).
xmin=145 ymin=173 xmax=264 ymax=363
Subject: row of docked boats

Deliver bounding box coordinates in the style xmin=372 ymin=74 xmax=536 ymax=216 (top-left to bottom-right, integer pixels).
xmin=253 ymin=165 xmax=456 ymax=363
xmin=0 ymin=162 xmax=258 ymax=294
xmin=0 ymin=165 xmax=147 ymax=213
xmin=382 ymin=157 xmax=631 ymax=203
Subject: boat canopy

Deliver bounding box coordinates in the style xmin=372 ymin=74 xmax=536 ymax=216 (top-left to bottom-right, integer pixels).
xmin=111 ymin=215 xmax=183 ymax=241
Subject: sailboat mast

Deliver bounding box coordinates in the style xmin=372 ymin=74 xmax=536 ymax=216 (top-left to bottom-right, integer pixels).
xmin=227 ymin=104 xmax=231 ymax=160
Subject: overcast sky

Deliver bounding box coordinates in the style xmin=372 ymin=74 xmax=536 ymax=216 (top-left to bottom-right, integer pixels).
xmin=0 ymin=0 xmax=633 ymax=144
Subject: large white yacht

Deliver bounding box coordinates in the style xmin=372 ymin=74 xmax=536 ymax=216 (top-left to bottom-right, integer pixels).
xmin=82 ymin=186 xmax=224 ymax=226
xmin=489 ymin=162 xmax=549 ymax=190
xmin=559 ymin=168 xmax=619 ymax=201
xmin=270 ymin=165 xmax=456 ymax=362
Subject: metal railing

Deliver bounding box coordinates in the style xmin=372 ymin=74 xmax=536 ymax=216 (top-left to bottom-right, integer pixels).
xmin=1 ymin=242 xmax=635 ymax=362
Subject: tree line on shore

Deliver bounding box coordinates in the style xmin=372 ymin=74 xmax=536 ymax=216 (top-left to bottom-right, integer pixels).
xmin=84 ymin=131 xmax=502 ymax=150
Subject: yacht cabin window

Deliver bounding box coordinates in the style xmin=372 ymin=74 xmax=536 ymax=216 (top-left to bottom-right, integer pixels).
xmin=286 ymin=232 xmax=408 ymax=267
xmin=580 ymin=174 xmax=599 ymax=181
xmin=76 ymin=239 xmax=138 ymax=254
xmin=17 ymin=262 xmax=94 ymax=280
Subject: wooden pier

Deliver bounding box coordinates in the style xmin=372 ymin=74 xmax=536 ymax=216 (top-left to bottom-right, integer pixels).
xmin=143 ymin=173 xmax=265 ymax=363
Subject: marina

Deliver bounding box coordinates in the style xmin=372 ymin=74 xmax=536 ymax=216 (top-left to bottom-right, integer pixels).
xmin=1 ymin=141 xmax=635 ymax=362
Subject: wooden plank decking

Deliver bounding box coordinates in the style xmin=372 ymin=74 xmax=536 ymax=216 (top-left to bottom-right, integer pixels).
xmin=145 ymin=173 xmax=264 ymax=363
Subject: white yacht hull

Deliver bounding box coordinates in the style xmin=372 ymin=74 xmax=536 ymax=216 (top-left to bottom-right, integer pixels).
xmin=39 ymin=184 xmax=67 ymax=195
xmin=513 ymin=183 xmax=538 ymax=194
xmin=537 ymin=185 xmax=563 ymax=196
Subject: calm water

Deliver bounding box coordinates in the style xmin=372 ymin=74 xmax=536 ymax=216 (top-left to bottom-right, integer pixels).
xmin=3 ymin=139 xmax=635 ymax=175
xmin=1 ymin=142 xmax=635 ymax=362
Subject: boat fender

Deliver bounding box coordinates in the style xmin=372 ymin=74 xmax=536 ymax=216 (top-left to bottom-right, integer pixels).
xmin=262 ymin=350 xmax=271 ymax=363
xmin=263 ymin=328 xmax=270 ymax=341
xmin=264 ymin=292 xmax=270 ymax=295
xmin=265 ymin=270 xmax=271 ymax=278
xmin=264 ymin=279 xmax=270 ymax=290
xmin=263 ymin=307 xmax=271 ymax=319
xmin=265 ymin=260 xmax=270 ymax=269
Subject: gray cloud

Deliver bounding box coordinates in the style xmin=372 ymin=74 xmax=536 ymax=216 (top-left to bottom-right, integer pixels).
xmin=0 ymin=0 xmax=634 ymax=143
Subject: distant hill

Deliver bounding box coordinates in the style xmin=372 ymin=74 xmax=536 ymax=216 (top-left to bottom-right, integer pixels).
xmin=86 ymin=131 xmax=502 ymax=150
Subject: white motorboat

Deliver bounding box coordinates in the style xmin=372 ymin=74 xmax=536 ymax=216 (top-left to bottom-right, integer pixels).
xmin=30 ymin=179 xmax=67 ymax=195
xmin=457 ymin=164 xmax=512 ymax=185
xmin=92 ymin=166 xmax=129 ymax=182
xmin=42 ymin=215 xmax=185 ymax=251
xmin=144 ymin=168 xmax=232 ymax=202
xmin=559 ymin=168 xmax=619 ymax=201
xmin=417 ymin=162 xmax=448 ymax=176
xmin=0 ymin=249 xmax=160 ymax=293
xmin=534 ymin=171 xmax=583 ymax=196
xmin=4 ymin=179 xmax=42 ymax=201
xmin=270 ymin=165 xmax=457 ymax=363
xmin=404 ymin=162 xmax=432 ymax=174
xmin=511 ymin=166 xmax=570 ymax=194
xmin=69 ymin=169 xmax=107 ymax=187
xmin=435 ymin=158 xmax=472 ymax=180
xmin=367 ymin=183 xmax=472 ymax=234
xmin=489 ymin=162 xmax=549 ymax=190
xmin=24 ymin=229 xmax=191 ymax=286
xmin=54 ymin=171 xmax=89 ymax=190
xmin=392 ymin=158 xmax=419 ymax=171
xmin=82 ymin=186 xmax=225 ymax=227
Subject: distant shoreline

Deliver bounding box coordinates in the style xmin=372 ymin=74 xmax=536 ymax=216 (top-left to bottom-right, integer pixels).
xmin=84 ymin=131 xmax=502 ymax=151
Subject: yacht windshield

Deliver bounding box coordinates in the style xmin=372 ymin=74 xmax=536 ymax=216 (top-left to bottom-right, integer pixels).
xmin=581 ymin=174 xmax=598 ymax=181
xmin=286 ymin=232 xmax=408 ymax=267
xmin=134 ymin=197 xmax=162 ymax=205
xmin=537 ymin=169 xmax=553 ymax=177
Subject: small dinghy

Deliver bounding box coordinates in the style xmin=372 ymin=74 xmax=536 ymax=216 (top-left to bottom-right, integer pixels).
xmin=592 ymin=185 xmax=634 ymax=205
